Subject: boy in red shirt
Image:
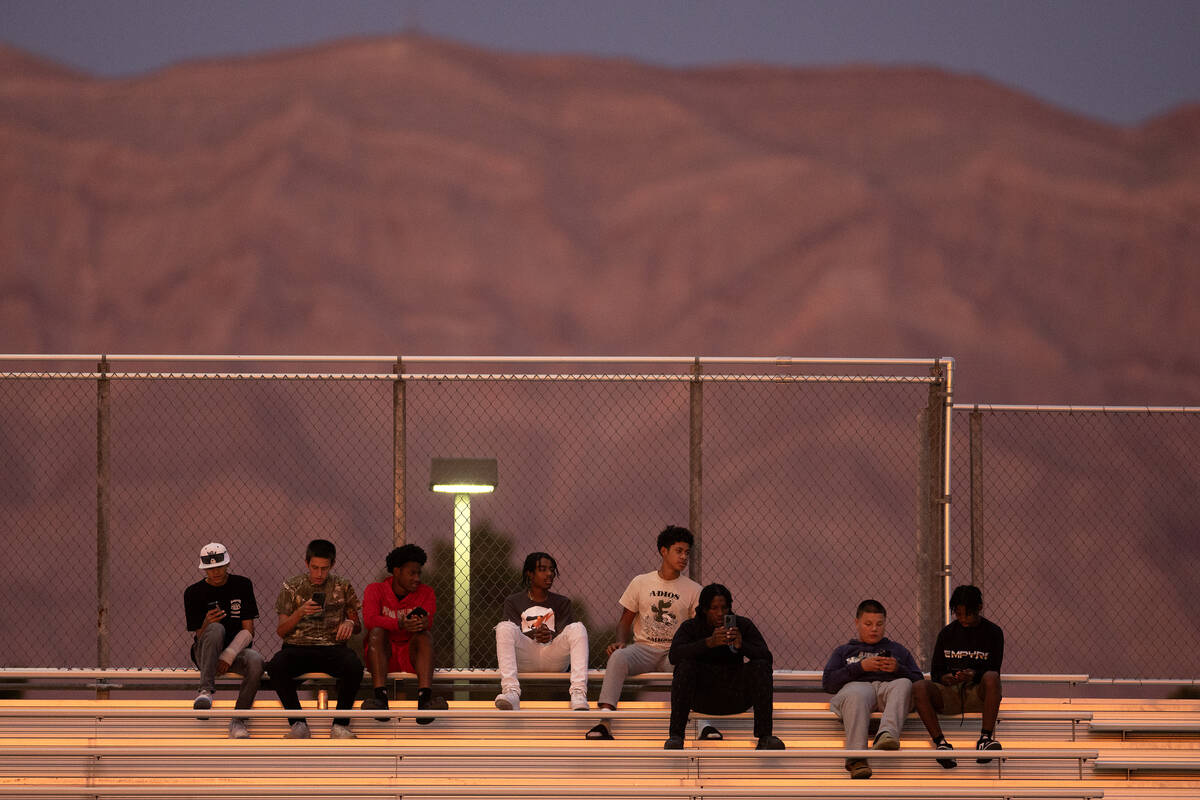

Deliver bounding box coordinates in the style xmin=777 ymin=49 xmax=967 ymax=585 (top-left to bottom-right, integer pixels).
xmin=361 ymin=544 xmax=447 ymax=723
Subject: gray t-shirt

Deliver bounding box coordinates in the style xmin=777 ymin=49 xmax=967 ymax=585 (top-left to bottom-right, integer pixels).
xmin=501 ymin=591 xmax=575 ymax=639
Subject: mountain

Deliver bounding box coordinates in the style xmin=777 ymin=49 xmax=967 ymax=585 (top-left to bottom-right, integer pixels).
xmin=1 ymin=35 xmax=1197 ymax=403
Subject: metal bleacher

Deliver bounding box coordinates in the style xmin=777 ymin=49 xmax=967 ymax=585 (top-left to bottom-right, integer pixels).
xmin=6 ymin=671 xmax=1199 ymax=799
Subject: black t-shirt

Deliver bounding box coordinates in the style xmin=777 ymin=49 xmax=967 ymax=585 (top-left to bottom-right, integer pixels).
xmin=183 ymin=574 xmax=259 ymax=648
xmin=930 ymin=617 xmax=1004 ymax=683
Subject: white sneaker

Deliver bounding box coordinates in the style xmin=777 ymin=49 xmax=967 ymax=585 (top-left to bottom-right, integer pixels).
xmin=569 ymin=691 xmax=589 ymax=711
xmin=228 ymin=719 xmax=249 ymax=739
xmin=494 ymin=691 xmax=520 ymax=710
xmin=331 ymin=723 xmax=356 ymax=739
xmin=192 ymin=690 xmax=213 ymax=711
xmin=284 ymin=721 xmax=310 ymax=739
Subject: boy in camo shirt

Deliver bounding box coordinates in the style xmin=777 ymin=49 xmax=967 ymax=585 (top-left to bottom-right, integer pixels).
xmin=267 ymin=538 xmax=362 ymax=739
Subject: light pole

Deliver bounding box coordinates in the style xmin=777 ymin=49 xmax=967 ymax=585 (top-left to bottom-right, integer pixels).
xmin=430 ymin=458 xmax=497 ymax=668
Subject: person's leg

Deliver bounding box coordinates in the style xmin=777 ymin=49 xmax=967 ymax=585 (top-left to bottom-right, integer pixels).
xmin=409 ymin=631 xmax=434 ymax=690
xmin=744 ymin=658 xmax=774 ymax=740
xmin=192 ymin=623 xmax=227 ymax=699
xmin=875 ymin=677 xmax=913 ymax=743
xmin=317 ymin=645 xmax=363 ymax=729
xmin=667 ymin=659 xmax=701 ymax=741
xmin=494 ymin=621 xmax=525 ymax=701
xmin=366 ymin=628 xmax=390 ymax=690
xmin=829 ymin=681 xmax=877 ymax=749
xmin=596 ymin=646 xmax=632 ymax=710
xmin=266 ymin=646 xmax=308 ymax=727
xmin=231 ymin=647 xmax=264 ymax=711
xmin=978 ymin=671 xmax=1002 ymax=736
xmin=556 ymin=622 xmax=590 ymax=698
xmin=911 ymin=678 xmax=946 ymax=739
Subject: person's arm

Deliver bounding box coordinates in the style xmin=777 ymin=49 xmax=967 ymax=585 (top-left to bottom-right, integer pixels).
xmin=821 ymin=645 xmax=864 ymax=693
xmin=276 ymin=584 xmax=320 ymax=638
xmin=668 ymin=618 xmax=710 ymax=664
xmin=362 ymin=583 xmax=401 ymax=633
xmin=606 ymin=608 xmax=637 ymax=656
xmin=985 ymin=624 xmax=1004 ymax=675
xmin=336 ymin=583 xmax=361 ymax=641
xmin=930 ymin=628 xmax=949 ymax=683
xmin=895 ymin=644 xmax=925 ymax=683
xmin=734 ymin=617 xmax=771 ymax=662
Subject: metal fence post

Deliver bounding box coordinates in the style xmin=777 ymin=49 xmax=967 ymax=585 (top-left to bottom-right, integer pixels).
xmin=95 ymin=356 xmax=110 ymax=694
xmin=916 ymin=361 xmax=948 ymax=666
xmin=969 ymin=407 xmax=983 ymax=589
xmin=393 ymin=358 xmax=406 ymax=548
xmin=688 ymin=358 xmax=703 ymax=583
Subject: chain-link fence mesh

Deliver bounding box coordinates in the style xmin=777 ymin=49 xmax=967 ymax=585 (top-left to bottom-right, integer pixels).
xmin=949 ymin=407 xmax=1200 ymax=677
xmin=2 ymin=361 xmax=945 ymax=672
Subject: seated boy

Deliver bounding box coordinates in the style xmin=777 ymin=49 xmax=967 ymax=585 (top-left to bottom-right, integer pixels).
xmin=361 ymin=544 xmax=448 ymax=724
xmin=912 ymin=584 xmax=1005 ymax=767
xmin=587 ymin=525 xmax=701 ymax=740
xmin=821 ymin=599 xmax=923 ymax=779
xmin=664 ymin=583 xmax=784 ymax=750
xmin=494 ymin=552 xmax=590 ymax=710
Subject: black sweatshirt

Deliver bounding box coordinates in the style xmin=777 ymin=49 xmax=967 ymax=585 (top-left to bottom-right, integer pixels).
xmin=668 ymin=614 xmax=772 ymax=666
xmin=930 ymin=617 xmax=1004 ymax=683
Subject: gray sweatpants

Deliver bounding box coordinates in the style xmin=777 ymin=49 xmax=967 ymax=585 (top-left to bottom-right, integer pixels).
xmin=829 ymin=678 xmax=913 ymax=749
xmin=597 ymin=642 xmax=671 ymax=708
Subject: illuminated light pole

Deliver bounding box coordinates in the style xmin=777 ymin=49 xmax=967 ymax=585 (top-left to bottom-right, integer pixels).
xmin=429 ymin=458 xmax=497 ymax=668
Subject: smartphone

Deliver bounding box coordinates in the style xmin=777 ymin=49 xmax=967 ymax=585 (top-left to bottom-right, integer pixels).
xmin=407 ymin=606 xmax=428 ymax=618
xmin=878 ymin=649 xmax=892 ymax=658
xmin=723 ymin=614 xmax=736 ymax=629
xmin=311 ymin=591 xmax=326 ymax=608
xmin=208 ymin=600 xmax=221 ymax=612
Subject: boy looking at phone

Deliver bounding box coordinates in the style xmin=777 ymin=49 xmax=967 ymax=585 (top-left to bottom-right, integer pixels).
xmin=493 ymin=551 xmax=590 ymax=711
xmin=361 ymin=544 xmax=447 ymax=723
xmin=663 ymin=583 xmax=784 ymax=750
xmin=911 ymin=584 xmax=1005 ymax=767
xmin=183 ymin=542 xmax=263 ymax=738
xmin=268 ymin=538 xmax=362 ymax=739
xmin=822 ymin=599 xmax=923 ymax=779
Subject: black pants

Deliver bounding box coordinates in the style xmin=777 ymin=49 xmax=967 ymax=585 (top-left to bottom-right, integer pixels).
xmin=669 ymin=657 xmax=773 ymax=739
xmin=268 ymin=644 xmax=363 ymax=727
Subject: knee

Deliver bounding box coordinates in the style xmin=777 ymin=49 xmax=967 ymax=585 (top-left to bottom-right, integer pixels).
xmin=242 ymin=649 xmax=265 ymax=675
xmin=561 ymin=621 xmax=588 ymax=643
xmin=368 ymin=627 xmax=388 ymax=648
xmin=606 ymin=647 xmax=630 ymax=670
xmin=981 ymin=670 xmax=1002 ymax=694
xmin=912 ymin=679 xmax=932 ymax=700
xmin=495 ymin=621 xmax=520 ymax=642
xmin=201 ymin=623 xmax=226 ymax=643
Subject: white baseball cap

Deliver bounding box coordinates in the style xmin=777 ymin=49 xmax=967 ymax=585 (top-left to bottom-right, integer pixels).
xmin=198 ymin=542 xmax=230 ymax=570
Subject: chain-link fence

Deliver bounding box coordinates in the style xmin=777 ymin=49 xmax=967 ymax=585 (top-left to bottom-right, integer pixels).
xmin=949 ymin=405 xmax=1200 ymax=678
xmin=0 ymin=357 xmax=947 ymax=672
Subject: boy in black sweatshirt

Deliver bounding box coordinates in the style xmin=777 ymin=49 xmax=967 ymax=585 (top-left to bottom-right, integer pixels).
xmin=663 ymin=583 xmax=784 ymax=751
xmin=912 ymin=584 xmax=1005 ymax=768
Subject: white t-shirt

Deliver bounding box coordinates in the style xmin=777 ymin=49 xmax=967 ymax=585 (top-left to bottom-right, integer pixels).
xmin=618 ymin=571 xmax=702 ymax=649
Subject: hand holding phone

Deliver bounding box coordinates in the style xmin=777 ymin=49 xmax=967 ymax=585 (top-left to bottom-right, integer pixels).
xmin=723 ymin=613 xmax=739 ymax=652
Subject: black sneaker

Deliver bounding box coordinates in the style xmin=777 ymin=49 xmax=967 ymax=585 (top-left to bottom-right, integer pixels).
xmin=935 ymin=741 xmax=957 ymax=769
xmin=663 ymin=736 xmax=684 ymax=750
xmin=756 ymin=735 xmax=785 ymax=750
xmin=976 ymin=734 xmax=1002 ymax=764
xmin=417 ymin=694 xmax=447 ymax=726
xmin=361 ymin=695 xmax=389 ymax=722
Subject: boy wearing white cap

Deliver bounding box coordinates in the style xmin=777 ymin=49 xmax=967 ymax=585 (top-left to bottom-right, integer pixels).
xmin=183 ymin=542 xmax=263 ymax=739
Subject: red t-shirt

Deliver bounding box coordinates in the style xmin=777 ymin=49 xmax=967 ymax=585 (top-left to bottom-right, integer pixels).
xmin=362 ymin=579 xmax=436 ymax=649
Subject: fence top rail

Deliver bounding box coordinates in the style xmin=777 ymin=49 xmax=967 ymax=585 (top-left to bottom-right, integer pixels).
xmin=0 ymin=354 xmax=948 ymax=368
xmin=954 ymin=403 xmax=1200 ymax=414
xmin=0 ymin=371 xmax=940 ymax=384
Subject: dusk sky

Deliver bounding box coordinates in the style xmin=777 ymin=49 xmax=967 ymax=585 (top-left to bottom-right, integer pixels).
xmin=2 ymin=0 xmax=1197 ymax=126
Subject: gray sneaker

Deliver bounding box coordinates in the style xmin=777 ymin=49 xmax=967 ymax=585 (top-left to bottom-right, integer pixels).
xmin=331 ymin=723 xmax=356 ymax=739
xmin=284 ymin=721 xmax=311 ymax=739
xmin=192 ymin=690 xmax=213 ymax=711
xmin=228 ymin=719 xmax=249 ymax=739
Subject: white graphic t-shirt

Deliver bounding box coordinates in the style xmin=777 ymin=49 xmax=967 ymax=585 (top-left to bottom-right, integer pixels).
xmin=619 ymin=571 xmax=701 ymax=649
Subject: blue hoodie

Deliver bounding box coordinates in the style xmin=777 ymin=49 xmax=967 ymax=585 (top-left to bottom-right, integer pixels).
xmin=821 ymin=637 xmax=924 ymax=693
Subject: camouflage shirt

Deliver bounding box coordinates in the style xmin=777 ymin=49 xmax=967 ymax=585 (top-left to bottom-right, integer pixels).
xmin=275 ymin=574 xmax=360 ymax=646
